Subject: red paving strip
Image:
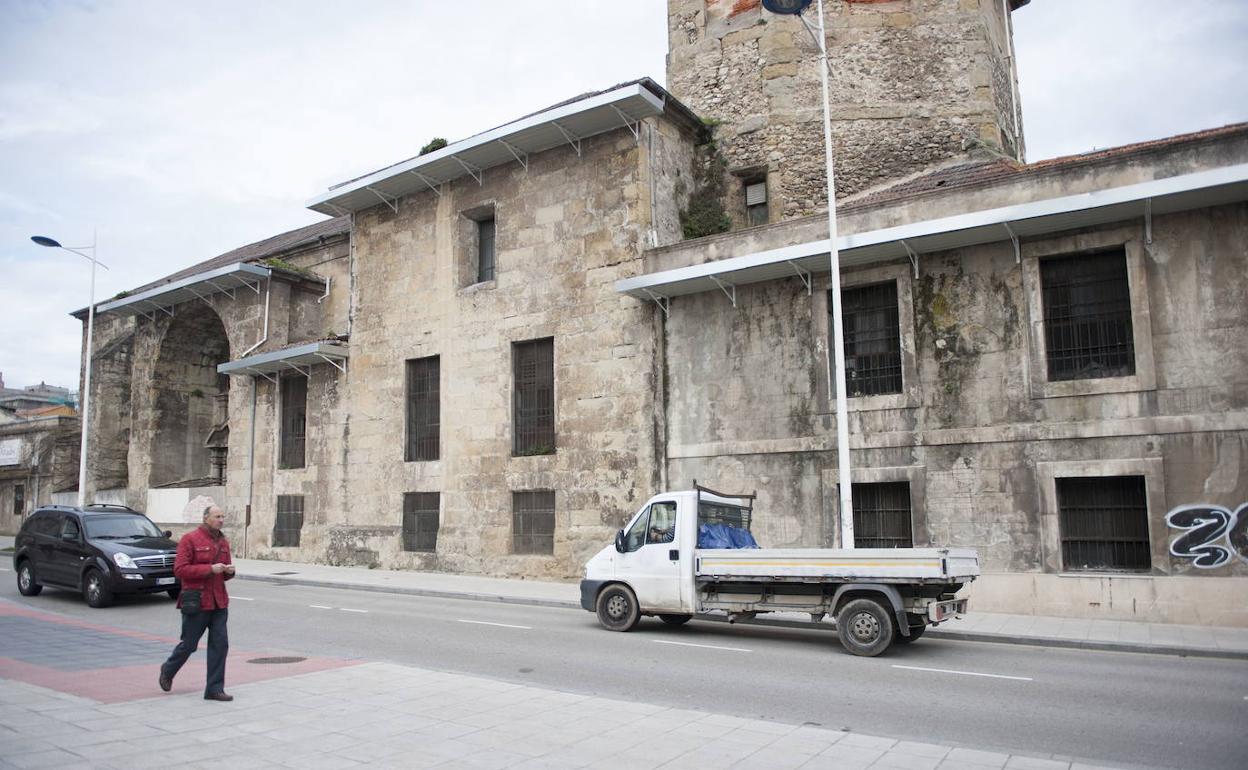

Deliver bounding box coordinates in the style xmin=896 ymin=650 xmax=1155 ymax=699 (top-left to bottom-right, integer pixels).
xmin=0 ymin=598 xmax=359 ymax=703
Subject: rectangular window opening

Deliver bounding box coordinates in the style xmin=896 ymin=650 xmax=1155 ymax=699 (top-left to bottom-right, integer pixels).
xmin=279 ymin=375 xmax=308 ymax=469
xmin=1057 ymin=475 xmax=1150 ymax=572
xmin=836 ymin=282 xmax=903 ymax=397
xmin=851 ymin=481 xmax=913 ymax=548
xmin=745 ymin=179 xmax=768 ymax=227
xmin=14 ymin=484 xmax=24 ymax=516
xmin=1041 ymin=249 xmax=1135 ymax=382
xmin=512 ymin=490 xmax=555 ymax=555
xmin=405 ymin=356 xmax=440 ymax=462
xmin=477 ymin=217 xmax=496 ymax=283
xmin=273 ymin=495 xmax=305 ymax=548
xmin=513 ymin=338 xmax=555 ymax=455
xmin=402 ymin=492 xmax=440 ymax=552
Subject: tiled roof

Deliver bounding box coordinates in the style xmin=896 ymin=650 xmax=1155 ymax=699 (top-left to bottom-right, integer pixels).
xmin=841 ymin=122 xmax=1248 ymax=212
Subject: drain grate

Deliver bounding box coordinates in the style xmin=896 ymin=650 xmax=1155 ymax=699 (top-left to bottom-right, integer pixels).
xmin=247 ymin=656 xmax=306 ymax=665
xmin=270 ymin=571 xmax=299 ymax=576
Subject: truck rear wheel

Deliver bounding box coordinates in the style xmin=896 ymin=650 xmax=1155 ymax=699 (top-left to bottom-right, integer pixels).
xmin=836 ymin=598 xmax=894 ymax=656
xmin=596 ymin=584 xmax=640 ymax=632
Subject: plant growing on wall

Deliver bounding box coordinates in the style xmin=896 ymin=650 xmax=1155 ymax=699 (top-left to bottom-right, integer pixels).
xmin=679 ymin=126 xmax=731 ymax=240
xmin=420 ymin=137 xmax=448 ymax=155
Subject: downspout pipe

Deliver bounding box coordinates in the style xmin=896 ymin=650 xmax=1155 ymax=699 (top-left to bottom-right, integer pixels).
xmin=244 ymin=377 xmax=257 ymax=558
xmin=241 ymin=275 xmax=272 ymax=358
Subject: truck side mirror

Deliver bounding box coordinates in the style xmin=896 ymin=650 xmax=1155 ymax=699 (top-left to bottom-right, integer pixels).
xmin=614 ymin=530 xmax=626 ymax=553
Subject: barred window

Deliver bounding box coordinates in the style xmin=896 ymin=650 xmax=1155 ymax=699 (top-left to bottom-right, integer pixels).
xmin=477 ymin=217 xmax=496 ymax=283
xmin=837 ymin=282 xmax=903 ymax=397
xmin=273 ymin=495 xmax=305 ymax=547
xmin=279 ymin=375 xmax=307 ymax=469
xmin=852 ymin=481 xmax=913 ymax=548
xmin=512 ymin=490 xmax=555 ymax=555
xmin=513 ymin=338 xmax=555 ymax=455
xmin=1057 ymin=476 xmax=1150 ymax=571
xmin=405 ymin=356 xmax=440 ymax=461
xmin=14 ymin=484 xmax=23 ymax=517
xmin=1041 ymin=250 xmax=1135 ymax=382
xmin=402 ymin=492 xmax=440 ymax=552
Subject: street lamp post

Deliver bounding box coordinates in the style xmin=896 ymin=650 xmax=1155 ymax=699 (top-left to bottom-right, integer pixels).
xmin=31 ymin=234 xmax=109 ymax=510
xmin=761 ymin=0 xmax=855 ymax=547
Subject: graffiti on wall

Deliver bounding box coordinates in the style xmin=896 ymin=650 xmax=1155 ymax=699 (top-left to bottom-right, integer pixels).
xmin=1166 ymin=503 xmax=1248 ymax=568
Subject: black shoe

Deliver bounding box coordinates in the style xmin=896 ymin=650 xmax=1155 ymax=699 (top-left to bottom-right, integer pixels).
xmin=159 ymin=671 xmax=172 ymax=692
xmin=204 ymin=692 xmax=234 ymax=702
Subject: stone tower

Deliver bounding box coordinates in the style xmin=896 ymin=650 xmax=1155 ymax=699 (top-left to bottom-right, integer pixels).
xmin=667 ymin=0 xmax=1028 ymax=223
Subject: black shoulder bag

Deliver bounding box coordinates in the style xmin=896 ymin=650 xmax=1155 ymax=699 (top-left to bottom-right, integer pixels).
xmin=179 ymin=540 xmax=222 ymax=615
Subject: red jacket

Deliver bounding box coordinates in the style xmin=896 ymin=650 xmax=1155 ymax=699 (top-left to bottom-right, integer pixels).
xmin=174 ymin=525 xmax=233 ymax=611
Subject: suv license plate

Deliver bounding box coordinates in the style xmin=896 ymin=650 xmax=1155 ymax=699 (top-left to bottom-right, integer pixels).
xmin=156 ymin=577 xmax=176 ymax=586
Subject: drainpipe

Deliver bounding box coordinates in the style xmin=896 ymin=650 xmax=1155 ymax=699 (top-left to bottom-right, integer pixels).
xmin=241 ymin=275 xmax=272 ymax=358
xmin=244 ymin=377 xmax=257 ymax=558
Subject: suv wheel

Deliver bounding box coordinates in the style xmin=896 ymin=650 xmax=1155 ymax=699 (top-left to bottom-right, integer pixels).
xmin=83 ymin=569 xmax=114 ymax=608
xmin=16 ymin=561 xmax=42 ymax=596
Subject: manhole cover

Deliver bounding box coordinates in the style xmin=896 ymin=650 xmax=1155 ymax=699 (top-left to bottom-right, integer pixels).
xmin=247 ymin=656 xmax=306 ymax=665
xmin=271 ymin=571 xmax=299 ymax=576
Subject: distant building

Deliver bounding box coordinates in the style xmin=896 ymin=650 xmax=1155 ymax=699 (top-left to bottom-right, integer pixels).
xmin=71 ymin=1 xmax=1246 ymax=624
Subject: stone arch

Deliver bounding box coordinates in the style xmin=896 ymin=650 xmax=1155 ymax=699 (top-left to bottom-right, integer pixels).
xmin=149 ymin=304 xmax=232 ymax=487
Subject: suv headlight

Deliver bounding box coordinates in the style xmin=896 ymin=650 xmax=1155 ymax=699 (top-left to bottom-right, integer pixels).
xmin=113 ymin=553 xmax=137 ymax=569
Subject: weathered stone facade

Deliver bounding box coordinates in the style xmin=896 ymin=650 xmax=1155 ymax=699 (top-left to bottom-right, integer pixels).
xmin=667 ymin=0 xmax=1025 ymax=222
xmin=0 ymin=416 xmax=79 ymax=534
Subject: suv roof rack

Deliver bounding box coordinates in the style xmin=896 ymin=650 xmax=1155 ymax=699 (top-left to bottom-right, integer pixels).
xmin=82 ymin=504 xmax=139 ymax=513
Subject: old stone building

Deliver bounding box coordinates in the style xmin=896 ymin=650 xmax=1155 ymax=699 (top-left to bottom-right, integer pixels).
xmin=72 ymin=1 xmax=1247 ymax=624
xmin=0 ymin=414 xmax=79 ymax=535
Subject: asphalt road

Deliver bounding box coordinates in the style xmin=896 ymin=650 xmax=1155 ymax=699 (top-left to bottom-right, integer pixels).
xmin=2 ymin=573 xmax=1245 ymax=770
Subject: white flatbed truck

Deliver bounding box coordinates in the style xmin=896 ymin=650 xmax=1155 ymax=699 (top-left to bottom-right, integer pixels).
xmin=580 ymin=484 xmax=979 ymax=656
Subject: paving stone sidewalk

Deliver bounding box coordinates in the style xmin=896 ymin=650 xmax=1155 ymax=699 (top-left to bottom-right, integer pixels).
xmin=0 ymin=660 xmax=1172 ymax=770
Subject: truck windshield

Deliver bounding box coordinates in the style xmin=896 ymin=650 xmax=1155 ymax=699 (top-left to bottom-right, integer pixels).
xmin=85 ymin=515 xmax=162 ymax=540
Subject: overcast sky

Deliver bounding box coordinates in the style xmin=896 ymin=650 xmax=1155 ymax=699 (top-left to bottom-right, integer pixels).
xmin=2 ymin=0 xmax=1245 ymax=392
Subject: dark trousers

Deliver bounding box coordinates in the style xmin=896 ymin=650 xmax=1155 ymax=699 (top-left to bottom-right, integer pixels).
xmin=161 ymin=607 xmax=229 ymax=695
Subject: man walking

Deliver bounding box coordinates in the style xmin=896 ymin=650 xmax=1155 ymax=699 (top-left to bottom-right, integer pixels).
xmin=159 ymin=504 xmax=236 ymax=701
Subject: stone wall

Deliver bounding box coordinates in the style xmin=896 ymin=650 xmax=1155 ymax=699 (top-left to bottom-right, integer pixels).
xmin=666 ymin=0 xmax=1025 ymax=221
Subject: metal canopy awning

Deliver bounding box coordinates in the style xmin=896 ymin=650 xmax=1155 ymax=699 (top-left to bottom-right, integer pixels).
xmin=616 ymin=163 xmax=1248 ymax=303
xmin=306 ymin=81 xmax=667 ymax=217
xmin=217 ymin=341 xmax=348 ymax=382
xmin=95 ymin=263 xmax=272 ymax=321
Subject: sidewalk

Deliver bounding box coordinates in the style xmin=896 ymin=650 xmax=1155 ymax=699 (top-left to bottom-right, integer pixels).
xmin=228 ymin=555 xmax=1248 ymax=660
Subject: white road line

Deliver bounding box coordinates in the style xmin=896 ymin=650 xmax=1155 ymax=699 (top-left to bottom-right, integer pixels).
xmin=309 ymin=604 xmax=333 ymax=610
xmin=653 ymin=639 xmax=752 ymax=653
xmin=456 ymin=619 xmax=531 ymax=630
xmin=892 ymin=664 xmax=1033 ymax=682
xmin=340 ymin=608 xmax=368 ymax=613
xmin=0 ymin=568 xmax=9 ymax=572
xmin=232 ymin=597 xmax=255 ymax=601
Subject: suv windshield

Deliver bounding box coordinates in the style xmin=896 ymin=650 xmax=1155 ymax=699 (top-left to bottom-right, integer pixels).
xmin=84 ymin=515 xmax=162 ymax=540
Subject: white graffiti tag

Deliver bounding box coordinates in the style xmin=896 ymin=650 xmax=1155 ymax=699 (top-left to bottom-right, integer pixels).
xmin=1166 ymin=503 xmax=1248 ymax=568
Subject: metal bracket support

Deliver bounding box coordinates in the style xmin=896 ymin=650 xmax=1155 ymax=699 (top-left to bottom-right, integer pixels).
xmin=552 ymin=121 xmax=582 ymax=157
xmin=452 ymin=156 xmax=483 ymax=185
xmin=407 ymin=170 xmax=443 ymax=197
xmin=204 ymin=279 xmax=237 ymax=300
xmin=248 ymin=368 xmax=277 ymax=385
xmin=315 ymin=354 xmax=347 ymax=374
xmin=240 ymin=278 xmax=263 ymax=296
xmin=786 ymin=260 xmax=812 ymax=295
xmin=1144 ymin=198 xmax=1153 ymax=245
xmin=709 ymin=275 xmax=737 ymax=308
xmin=900 ymin=240 xmax=920 ymax=279
xmin=641 ymin=288 xmax=669 ymax=318
xmin=186 ymin=285 xmax=215 ymax=309
xmin=498 ymin=140 xmax=529 ymax=171
xmin=146 ymin=300 xmax=175 ymax=318
xmin=366 ymin=186 xmax=399 ymax=214
xmin=325 ymin=203 xmax=352 ymax=217
xmin=611 ymin=106 xmax=640 ymax=142
xmin=1003 ymin=222 xmax=1020 ymax=264
xmin=285 ymin=362 xmax=313 ymax=378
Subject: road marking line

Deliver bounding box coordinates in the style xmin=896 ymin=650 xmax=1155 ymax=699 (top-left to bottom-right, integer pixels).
xmin=340 ymin=608 xmax=368 ymax=613
xmin=457 ymin=619 xmax=531 ymax=630
xmin=232 ymin=597 xmax=254 ymax=601
xmin=0 ymin=568 xmax=9 ymax=572
xmin=891 ymin=664 xmax=1032 ymax=681
xmin=309 ymin=604 xmax=333 ymax=610
xmin=653 ymin=639 xmax=752 ymax=653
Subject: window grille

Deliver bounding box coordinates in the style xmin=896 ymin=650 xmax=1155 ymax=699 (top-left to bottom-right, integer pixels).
xmin=851 ymin=481 xmax=913 ymax=548
xmin=513 ymin=338 xmax=555 ymax=455
xmin=477 ymin=217 xmax=496 ymax=283
xmin=402 ymin=492 xmax=440 ymax=552
xmin=279 ymin=375 xmax=307 ymax=469
xmin=1041 ymin=250 xmax=1135 ymax=382
xmin=512 ymin=490 xmax=555 ymax=554
xmin=14 ymin=484 xmax=23 ymax=516
xmin=405 ymin=356 xmax=440 ymax=461
xmin=1057 ymin=476 xmax=1150 ymax=571
xmin=838 ymin=282 xmax=903 ymax=397
xmin=273 ymin=495 xmax=305 ymax=547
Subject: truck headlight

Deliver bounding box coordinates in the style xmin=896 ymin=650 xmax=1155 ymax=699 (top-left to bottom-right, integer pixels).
xmin=112 ymin=552 xmax=137 ymax=569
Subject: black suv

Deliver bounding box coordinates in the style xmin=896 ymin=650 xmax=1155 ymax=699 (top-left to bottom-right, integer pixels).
xmin=13 ymin=504 xmax=180 ymax=608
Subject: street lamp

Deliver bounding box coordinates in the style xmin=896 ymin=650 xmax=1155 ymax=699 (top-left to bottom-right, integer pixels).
xmin=31 ymin=234 xmax=109 ymax=510
xmin=762 ymin=0 xmax=855 ymax=547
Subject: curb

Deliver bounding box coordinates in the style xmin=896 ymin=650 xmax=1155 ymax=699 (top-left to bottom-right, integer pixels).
xmin=236 ymin=573 xmax=1248 ymax=661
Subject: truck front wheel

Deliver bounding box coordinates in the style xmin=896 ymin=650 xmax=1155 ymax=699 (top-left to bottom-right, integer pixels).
xmin=596 ymin=584 xmax=640 ymax=632
xmin=836 ymin=598 xmax=894 ymax=656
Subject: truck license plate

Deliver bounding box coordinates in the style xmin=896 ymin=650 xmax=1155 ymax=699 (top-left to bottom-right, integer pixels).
xmin=156 ymin=577 xmax=176 ymax=586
